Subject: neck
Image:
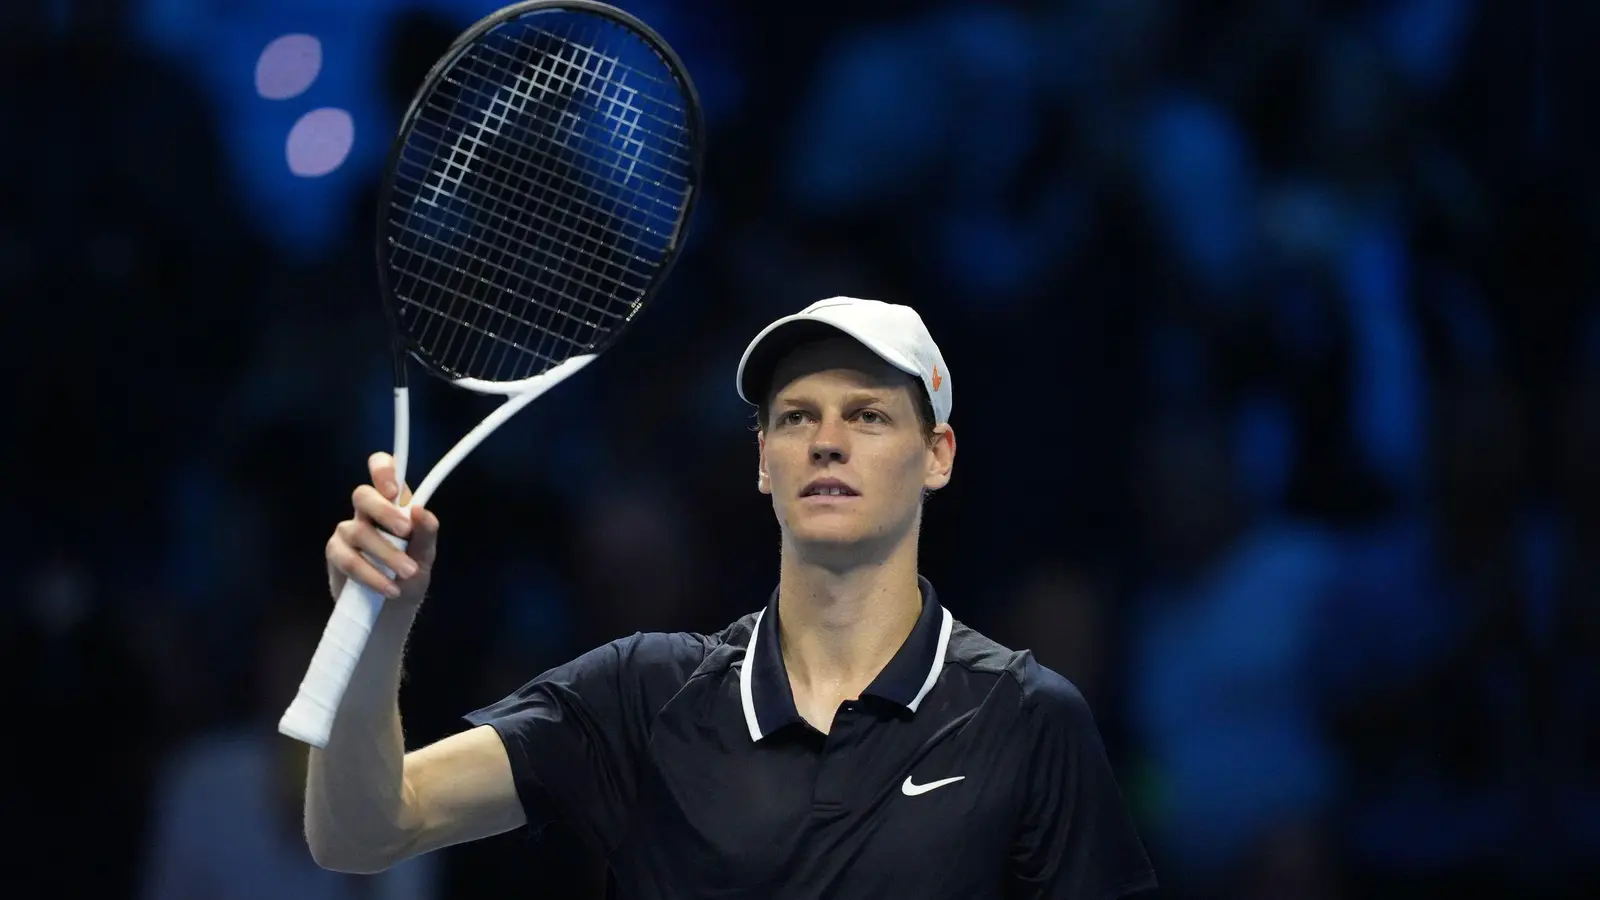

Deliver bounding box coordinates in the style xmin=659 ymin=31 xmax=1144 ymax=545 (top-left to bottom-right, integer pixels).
xmin=775 ymin=534 xmax=923 ymax=697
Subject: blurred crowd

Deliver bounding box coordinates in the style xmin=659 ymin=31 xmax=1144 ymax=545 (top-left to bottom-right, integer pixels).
xmin=4 ymin=0 xmax=1597 ymax=898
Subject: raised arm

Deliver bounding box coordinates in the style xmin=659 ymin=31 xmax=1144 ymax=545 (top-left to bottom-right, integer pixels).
xmin=302 ymin=452 xmax=525 ymax=873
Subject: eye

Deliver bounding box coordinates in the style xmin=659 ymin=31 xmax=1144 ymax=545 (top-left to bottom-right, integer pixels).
xmin=779 ymin=410 xmax=809 ymax=426
xmin=857 ymin=410 xmax=885 ymax=425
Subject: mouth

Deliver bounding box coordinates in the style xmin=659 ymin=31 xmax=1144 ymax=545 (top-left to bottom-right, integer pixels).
xmin=800 ymin=478 xmax=859 ymax=498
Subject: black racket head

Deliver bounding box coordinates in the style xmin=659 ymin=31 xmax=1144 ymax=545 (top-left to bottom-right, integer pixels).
xmin=376 ymin=0 xmax=704 ymax=387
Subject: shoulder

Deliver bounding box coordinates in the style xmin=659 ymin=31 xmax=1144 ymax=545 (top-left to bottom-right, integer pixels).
xmin=589 ymin=612 xmax=761 ymax=687
xmin=945 ymin=620 xmax=1096 ymax=729
xmin=605 ymin=629 xmax=717 ymax=668
xmin=944 ymin=617 xmax=1023 ymax=675
xmin=705 ymin=609 xmax=761 ymax=652
xmin=685 ymin=610 xmax=762 ymax=680
xmin=1013 ymin=654 xmax=1090 ymax=714
xmin=1008 ymin=652 xmax=1100 ymax=741
xmin=579 ymin=629 xmax=718 ymax=692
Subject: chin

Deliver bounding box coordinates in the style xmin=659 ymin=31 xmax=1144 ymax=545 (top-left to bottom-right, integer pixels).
xmin=780 ymin=507 xmax=911 ymax=561
xmin=787 ymin=521 xmax=872 ymax=547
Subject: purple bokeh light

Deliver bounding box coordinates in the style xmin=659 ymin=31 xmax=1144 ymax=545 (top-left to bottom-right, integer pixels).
xmin=286 ymin=108 xmax=355 ymax=177
xmin=256 ymin=34 xmax=323 ymax=101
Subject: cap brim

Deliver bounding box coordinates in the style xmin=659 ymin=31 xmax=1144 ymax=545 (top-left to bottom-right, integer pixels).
xmin=736 ymin=316 xmax=918 ymax=407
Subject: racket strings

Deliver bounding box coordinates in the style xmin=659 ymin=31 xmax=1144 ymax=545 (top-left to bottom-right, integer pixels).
xmin=398 ymin=35 xmax=658 ymax=375
xmin=399 ymin=89 xmax=679 ymax=255
xmin=388 ymin=180 xmax=632 ymax=330
xmin=385 ymin=13 xmax=694 ymax=384
xmin=466 ymin=34 xmax=692 ymax=167
xmin=411 ymin=38 xmax=688 ymax=250
xmin=387 ymin=145 xmax=645 ymax=304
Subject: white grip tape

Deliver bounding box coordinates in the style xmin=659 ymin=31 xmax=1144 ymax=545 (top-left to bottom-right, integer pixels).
xmin=278 ymin=531 xmax=410 ymax=748
xmin=278 ymin=357 xmax=600 ymax=748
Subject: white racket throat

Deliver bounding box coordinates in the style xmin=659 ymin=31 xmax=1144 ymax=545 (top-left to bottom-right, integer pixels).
xmin=410 ymin=353 xmax=598 ymax=508
xmin=277 ymin=352 xmax=598 ymax=748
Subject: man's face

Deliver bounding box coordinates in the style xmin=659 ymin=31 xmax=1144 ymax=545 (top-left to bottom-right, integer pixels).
xmin=757 ymin=337 xmax=955 ymax=558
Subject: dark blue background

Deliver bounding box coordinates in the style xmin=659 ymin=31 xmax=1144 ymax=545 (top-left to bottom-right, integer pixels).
xmin=5 ymin=1 xmax=1597 ymax=898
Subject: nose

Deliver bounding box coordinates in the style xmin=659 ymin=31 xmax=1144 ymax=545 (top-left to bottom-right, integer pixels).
xmin=810 ymin=416 xmax=849 ymax=464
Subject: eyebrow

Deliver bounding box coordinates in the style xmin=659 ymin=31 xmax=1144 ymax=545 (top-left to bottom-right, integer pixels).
xmin=773 ymin=391 xmax=894 ymax=409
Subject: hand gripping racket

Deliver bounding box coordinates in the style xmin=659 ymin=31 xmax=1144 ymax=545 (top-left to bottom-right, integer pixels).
xmin=279 ymin=0 xmax=704 ymax=748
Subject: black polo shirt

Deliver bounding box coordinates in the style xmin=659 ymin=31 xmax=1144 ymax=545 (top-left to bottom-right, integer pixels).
xmin=465 ymin=577 xmax=1157 ymax=899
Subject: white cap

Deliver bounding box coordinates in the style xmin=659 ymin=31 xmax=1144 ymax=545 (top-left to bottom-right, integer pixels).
xmin=735 ymin=296 xmax=951 ymax=425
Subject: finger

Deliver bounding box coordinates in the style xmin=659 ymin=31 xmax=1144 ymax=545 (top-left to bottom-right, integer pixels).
xmin=328 ymin=538 xmax=402 ymax=598
xmin=404 ymin=505 xmax=440 ymax=568
xmin=368 ymin=452 xmax=408 ymax=502
xmin=346 ymin=520 xmax=420 ymax=579
xmin=351 ymin=485 xmax=412 ymax=537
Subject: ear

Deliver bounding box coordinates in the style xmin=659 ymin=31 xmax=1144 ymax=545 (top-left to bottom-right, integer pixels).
xmin=923 ymin=423 xmax=956 ymax=491
xmin=757 ymin=431 xmax=772 ymax=494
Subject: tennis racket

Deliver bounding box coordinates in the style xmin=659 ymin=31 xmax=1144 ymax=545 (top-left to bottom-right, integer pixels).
xmin=278 ymin=0 xmax=704 ymax=748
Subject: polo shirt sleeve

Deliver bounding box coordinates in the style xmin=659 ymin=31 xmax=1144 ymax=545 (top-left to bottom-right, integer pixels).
xmin=1007 ymin=657 xmax=1158 ymax=900
xmin=463 ymin=631 xmax=705 ymax=855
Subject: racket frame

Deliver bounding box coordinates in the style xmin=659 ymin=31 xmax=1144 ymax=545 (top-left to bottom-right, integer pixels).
xmin=277 ymin=0 xmax=704 ymax=749
xmin=374 ymin=0 xmax=705 ymax=388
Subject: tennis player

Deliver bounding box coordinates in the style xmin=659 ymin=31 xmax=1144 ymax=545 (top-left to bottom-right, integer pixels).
xmin=307 ymin=297 xmax=1159 ymax=898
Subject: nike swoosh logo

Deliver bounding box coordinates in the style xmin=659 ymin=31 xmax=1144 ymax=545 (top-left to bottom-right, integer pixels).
xmin=901 ymin=775 xmax=965 ymax=796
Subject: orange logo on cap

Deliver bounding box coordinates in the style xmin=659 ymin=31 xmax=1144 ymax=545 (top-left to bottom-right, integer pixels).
xmin=931 ymin=365 xmax=943 ymax=392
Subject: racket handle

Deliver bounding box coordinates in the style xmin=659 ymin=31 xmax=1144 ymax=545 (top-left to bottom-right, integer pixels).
xmin=278 ymin=534 xmax=411 ymax=748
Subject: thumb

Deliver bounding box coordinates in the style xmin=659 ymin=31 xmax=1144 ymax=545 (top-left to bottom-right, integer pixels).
xmin=406 ymin=505 xmax=440 ymax=569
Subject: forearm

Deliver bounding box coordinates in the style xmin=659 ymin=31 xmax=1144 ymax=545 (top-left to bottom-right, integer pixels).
xmin=304 ymin=599 xmax=423 ymax=872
